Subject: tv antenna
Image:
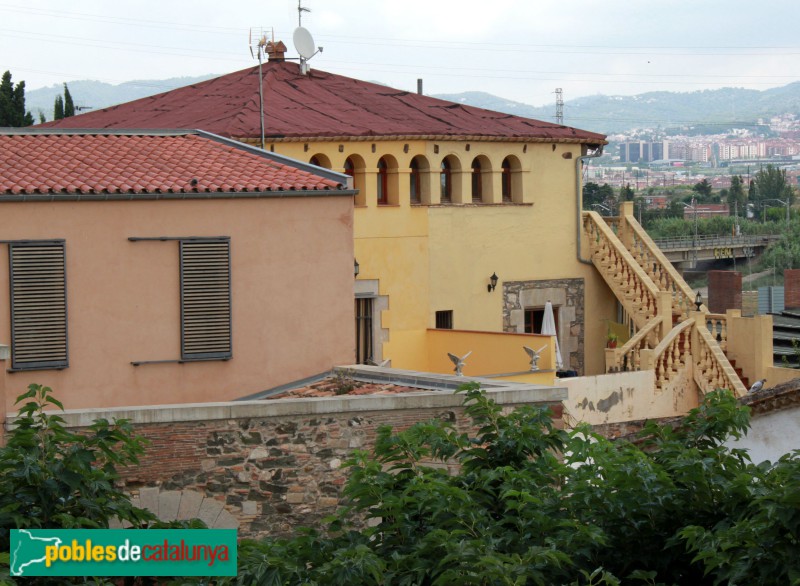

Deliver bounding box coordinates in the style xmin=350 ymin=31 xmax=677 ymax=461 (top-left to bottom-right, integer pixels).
xmin=294 ymin=1 xmax=322 ymax=75
xmin=249 ymin=27 xmax=271 ymax=150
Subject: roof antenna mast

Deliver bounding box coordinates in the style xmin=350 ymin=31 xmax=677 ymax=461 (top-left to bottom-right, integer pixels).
xmin=294 ymin=1 xmax=323 ymax=75
xmin=249 ymin=28 xmax=269 ymax=149
xmin=298 ymin=0 xmax=310 ymax=27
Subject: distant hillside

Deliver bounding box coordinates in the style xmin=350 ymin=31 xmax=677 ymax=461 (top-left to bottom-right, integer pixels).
xmin=26 ymin=75 xmax=217 ymax=122
xmin=24 ymin=73 xmax=800 ymax=134
xmin=435 ymin=84 xmax=800 ymax=134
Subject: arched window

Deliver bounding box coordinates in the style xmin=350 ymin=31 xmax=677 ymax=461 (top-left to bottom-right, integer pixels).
xmin=377 ymin=158 xmax=388 ymax=205
xmin=440 ymin=159 xmax=452 ymax=203
xmin=501 ymin=158 xmax=512 ymax=202
xmin=471 ymin=158 xmax=482 ymax=203
xmin=410 ymin=158 xmax=421 ymax=203
xmin=309 ymin=154 xmax=331 ymax=169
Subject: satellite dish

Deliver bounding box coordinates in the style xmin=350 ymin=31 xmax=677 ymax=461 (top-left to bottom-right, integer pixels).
xmin=293 ymin=26 xmax=316 ymax=59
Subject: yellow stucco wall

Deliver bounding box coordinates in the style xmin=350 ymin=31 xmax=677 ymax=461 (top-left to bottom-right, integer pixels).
xmin=267 ymin=138 xmax=616 ymax=375
xmin=425 ymin=329 xmax=556 ymax=379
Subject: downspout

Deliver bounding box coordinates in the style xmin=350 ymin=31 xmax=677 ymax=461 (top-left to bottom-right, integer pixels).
xmin=576 ymin=145 xmax=605 ymax=265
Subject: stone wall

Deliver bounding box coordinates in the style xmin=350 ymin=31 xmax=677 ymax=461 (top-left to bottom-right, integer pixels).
xmin=503 ymin=278 xmax=585 ymax=374
xmin=41 ymin=387 xmax=565 ymax=539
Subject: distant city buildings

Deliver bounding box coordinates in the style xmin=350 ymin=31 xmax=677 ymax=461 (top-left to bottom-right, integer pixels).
xmin=616 ymin=114 xmax=800 ymax=165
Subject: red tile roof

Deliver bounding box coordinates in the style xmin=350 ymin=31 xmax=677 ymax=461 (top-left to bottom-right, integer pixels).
xmin=41 ymin=61 xmax=606 ymax=145
xmin=0 ymin=131 xmax=347 ymax=196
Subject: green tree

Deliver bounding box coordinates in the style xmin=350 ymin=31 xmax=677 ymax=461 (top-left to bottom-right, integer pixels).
xmin=63 ymin=83 xmax=75 ymax=117
xmin=755 ymin=164 xmax=794 ymax=206
xmin=53 ymin=94 xmax=64 ymax=120
xmin=0 ymin=70 xmax=34 ymax=126
xmin=620 ymin=182 xmax=634 ymax=201
xmin=0 ymin=385 xmax=155 ymax=537
xmin=727 ymin=174 xmax=746 ymax=214
xmin=692 ymin=178 xmax=713 ymax=200
xmin=228 ymin=385 xmax=800 ymax=585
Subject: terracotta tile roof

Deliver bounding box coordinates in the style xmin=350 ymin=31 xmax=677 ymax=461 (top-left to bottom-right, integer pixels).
xmin=0 ymin=131 xmax=347 ymax=196
xmin=41 ymin=61 xmax=606 ymax=145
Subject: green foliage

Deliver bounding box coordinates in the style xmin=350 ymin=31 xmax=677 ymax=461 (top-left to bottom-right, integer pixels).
xmin=0 ymin=384 xmax=157 ymax=583
xmin=692 ymin=178 xmax=713 ymax=199
xmin=759 ymin=220 xmax=800 ymax=275
xmin=0 ymin=71 xmax=34 ymax=127
xmin=63 ymin=83 xmax=75 ymax=118
xmin=620 ymin=183 xmax=635 ymax=202
xmin=224 ymin=385 xmax=800 ymax=585
xmin=646 ymin=215 xmax=778 ymax=239
xmin=755 ymin=164 xmax=794 ymax=207
xmin=582 ymin=182 xmax=615 ymax=209
xmin=727 ymin=175 xmax=746 ymax=213
xmin=54 ymin=94 xmax=64 ymax=120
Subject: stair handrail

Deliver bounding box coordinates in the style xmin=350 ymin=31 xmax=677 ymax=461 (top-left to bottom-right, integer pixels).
xmin=605 ymin=316 xmax=662 ymax=373
xmin=583 ymin=211 xmax=662 ymax=329
xmin=693 ymin=314 xmax=748 ymax=397
xmin=705 ymin=313 xmax=728 ymax=353
xmin=620 ymin=211 xmax=703 ymax=320
xmin=641 ymin=318 xmax=694 ymax=392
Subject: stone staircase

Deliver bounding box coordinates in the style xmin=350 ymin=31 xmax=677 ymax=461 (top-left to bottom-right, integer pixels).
xmin=584 ymin=202 xmax=747 ymax=397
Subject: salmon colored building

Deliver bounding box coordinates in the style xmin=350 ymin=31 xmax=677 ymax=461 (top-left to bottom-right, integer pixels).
xmin=0 ymin=129 xmax=356 ymax=419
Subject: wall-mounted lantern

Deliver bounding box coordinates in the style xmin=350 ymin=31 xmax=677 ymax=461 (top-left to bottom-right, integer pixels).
xmin=487 ymin=272 xmax=499 ymax=293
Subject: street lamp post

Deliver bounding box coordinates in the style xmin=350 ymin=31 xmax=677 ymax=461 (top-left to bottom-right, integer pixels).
xmin=682 ymin=199 xmax=699 ymax=268
xmin=591 ymin=203 xmax=611 ymax=216
xmin=763 ymin=198 xmax=790 ymax=225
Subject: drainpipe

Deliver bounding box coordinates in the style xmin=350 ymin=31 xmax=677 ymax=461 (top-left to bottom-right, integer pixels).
xmin=576 ymin=145 xmax=605 ymax=264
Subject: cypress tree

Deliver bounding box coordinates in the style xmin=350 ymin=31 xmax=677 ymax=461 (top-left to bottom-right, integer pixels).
xmin=0 ymin=71 xmax=13 ymax=125
xmin=54 ymin=95 xmax=64 ymax=120
xmin=0 ymin=71 xmax=34 ymax=126
xmin=63 ymin=83 xmax=75 ymax=117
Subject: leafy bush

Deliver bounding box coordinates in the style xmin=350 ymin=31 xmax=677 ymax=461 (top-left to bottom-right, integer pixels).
xmin=224 ymin=384 xmax=800 ymax=585
xmin=0 ymin=385 xmax=174 ymax=585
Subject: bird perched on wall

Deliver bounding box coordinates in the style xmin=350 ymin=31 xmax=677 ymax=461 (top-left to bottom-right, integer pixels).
xmin=447 ymin=351 xmax=472 ymax=376
xmin=523 ymin=345 xmax=548 ymax=371
xmin=749 ymin=378 xmax=767 ymax=393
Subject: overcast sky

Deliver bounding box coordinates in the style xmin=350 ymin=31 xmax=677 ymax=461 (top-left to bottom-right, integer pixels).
xmin=2 ymin=0 xmax=799 ymax=107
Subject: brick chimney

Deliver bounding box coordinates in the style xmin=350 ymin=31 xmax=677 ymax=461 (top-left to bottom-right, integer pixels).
xmin=266 ymin=40 xmax=287 ymax=62
xmin=708 ymin=270 xmax=742 ymax=313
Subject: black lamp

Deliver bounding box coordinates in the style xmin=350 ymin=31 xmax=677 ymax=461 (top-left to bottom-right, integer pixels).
xmin=487 ymin=272 xmax=499 ymax=292
xmin=694 ymin=290 xmax=703 ymax=311
xmin=354 ymin=258 xmax=360 ymax=278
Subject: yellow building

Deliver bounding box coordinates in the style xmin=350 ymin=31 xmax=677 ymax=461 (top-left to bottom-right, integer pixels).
xmin=45 ymin=52 xmax=616 ymax=379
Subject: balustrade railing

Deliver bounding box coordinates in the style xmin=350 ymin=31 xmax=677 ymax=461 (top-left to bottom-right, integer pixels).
xmin=693 ymin=316 xmax=747 ymax=396
xmin=605 ymin=317 xmax=661 ymax=373
xmin=646 ymin=319 xmax=694 ymax=393
xmin=623 ymin=217 xmax=699 ymax=320
xmin=586 ymin=206 xmax=748 ymax=399
xmin=583 ymin=212 xmax=661 ymax=330
xmin=705 ymin=313 xmax=728 ymax=353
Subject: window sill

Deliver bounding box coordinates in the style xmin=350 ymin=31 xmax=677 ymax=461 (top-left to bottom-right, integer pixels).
xmin=8 ymin=366 xmax=67 ymax=373
xmin=131 ymin=357 xmax=231 ymax=366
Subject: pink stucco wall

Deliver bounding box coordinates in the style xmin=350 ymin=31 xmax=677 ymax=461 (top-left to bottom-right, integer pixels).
xmin=0 ymin=196 xmax=354 ymax=413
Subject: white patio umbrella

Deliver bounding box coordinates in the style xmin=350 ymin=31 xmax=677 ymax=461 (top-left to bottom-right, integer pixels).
xmin=541 ymin=301 xmax=563 ymax=370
